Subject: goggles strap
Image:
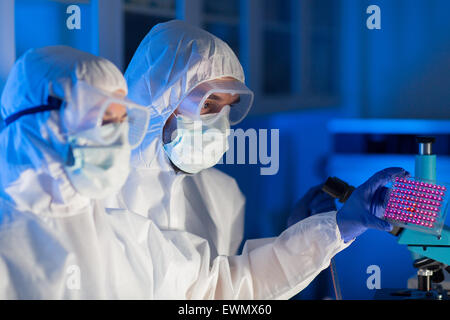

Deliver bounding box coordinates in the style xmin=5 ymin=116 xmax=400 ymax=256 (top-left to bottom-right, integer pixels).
xmin=4 ymin=96 xmax=63 ymax=126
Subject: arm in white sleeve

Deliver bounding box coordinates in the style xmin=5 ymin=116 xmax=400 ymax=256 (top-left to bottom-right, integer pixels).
xmin=148 ymin=211 xmax=352 ymax=299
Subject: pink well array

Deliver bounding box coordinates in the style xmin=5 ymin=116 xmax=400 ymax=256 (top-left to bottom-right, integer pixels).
xmin=384 ymin=177 xmax=447 ymax=229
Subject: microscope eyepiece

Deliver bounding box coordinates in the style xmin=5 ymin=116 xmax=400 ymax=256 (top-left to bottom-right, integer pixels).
xmin=416 ymin=136 xmax=435 ymax=155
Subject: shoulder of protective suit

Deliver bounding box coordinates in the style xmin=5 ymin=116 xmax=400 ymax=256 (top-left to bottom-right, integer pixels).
xmin=195 ymin=168 xmax=244 ymax=198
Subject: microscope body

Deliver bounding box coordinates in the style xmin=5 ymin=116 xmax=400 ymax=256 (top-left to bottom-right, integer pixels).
xmin=376 ymin=137 xmax=450 ymax=299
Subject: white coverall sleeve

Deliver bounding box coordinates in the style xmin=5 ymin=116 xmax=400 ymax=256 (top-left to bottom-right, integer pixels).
xmin=148 ymin=211 xmax=352 ymax=300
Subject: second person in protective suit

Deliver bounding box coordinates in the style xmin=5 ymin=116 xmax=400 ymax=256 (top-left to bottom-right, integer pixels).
xmin=110 ymin=19 xmax=409 ymax=299
xmin=0 ymin=45 xmax=154 ymax=299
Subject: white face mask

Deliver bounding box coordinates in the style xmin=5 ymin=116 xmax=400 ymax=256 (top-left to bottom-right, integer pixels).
xmin=64 ymin=123 xmax=131 ymax=199
xmin=163 ymin=106 xmax=231 ymax=174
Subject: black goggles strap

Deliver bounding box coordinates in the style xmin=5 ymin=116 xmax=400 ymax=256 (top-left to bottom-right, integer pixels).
xmin=4 ymin=96 xmax=63 ymax=126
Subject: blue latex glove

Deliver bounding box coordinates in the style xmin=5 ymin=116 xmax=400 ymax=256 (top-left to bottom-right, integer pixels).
xmin=336 ymin=167 xmax=410 ymax=242
xmin=287 ymin=184 xmax=337 ymax=227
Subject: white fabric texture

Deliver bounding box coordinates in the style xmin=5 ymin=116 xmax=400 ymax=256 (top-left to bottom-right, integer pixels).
xmin=0 ymin=46 xmax=154 ymax=299
xmin=112 ymin=20 xmax=352 ymax=299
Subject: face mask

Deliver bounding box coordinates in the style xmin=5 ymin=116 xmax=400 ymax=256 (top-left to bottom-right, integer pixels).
xmin=64 ymin=122 xmax=131 ymax=199
xmin=163 ymin=106 xmax=231 ymax=174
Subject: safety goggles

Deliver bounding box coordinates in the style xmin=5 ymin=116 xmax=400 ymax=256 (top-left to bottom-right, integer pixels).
xmin=175 ymin=78 xmax=254 ymax=125
xmin=62 ymin=81 xmax=150 ymax=148
xmin=4 ymin=81 xmax=151 ymax=148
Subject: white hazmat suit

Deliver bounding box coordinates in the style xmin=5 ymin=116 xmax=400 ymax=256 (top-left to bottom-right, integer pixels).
xmin=111 ymin=20 xmax=352 ymax=299
xmin=0 ymin=46 xmax=156 ymax=299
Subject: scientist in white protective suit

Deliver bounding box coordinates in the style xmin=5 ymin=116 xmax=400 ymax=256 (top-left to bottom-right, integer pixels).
xmin=111 ymin=19 xmax=409 ymax=299
xmin=0 ymin=46 xmax=157 ymax=299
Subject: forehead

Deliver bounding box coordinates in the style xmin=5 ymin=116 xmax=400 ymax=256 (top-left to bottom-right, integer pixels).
xmin=114 ymin=89 xmax=127 ymax=97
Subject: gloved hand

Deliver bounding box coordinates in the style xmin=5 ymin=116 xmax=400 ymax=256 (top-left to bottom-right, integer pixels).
xmin=287 ymin=184 xmax=337 ymax=227
xmin=336 ymin=167 xmax=410 ymax=242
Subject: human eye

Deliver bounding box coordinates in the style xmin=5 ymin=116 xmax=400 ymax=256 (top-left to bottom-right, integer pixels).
xmin=202 ymin=101 xmax=220 ymax=114
xmin=203 ymin=102 xmax=212 ymax=109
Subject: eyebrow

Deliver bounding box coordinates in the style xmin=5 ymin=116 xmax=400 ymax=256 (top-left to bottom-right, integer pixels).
xmin=208 ymin=94 xmax=241 ymax=104
xmin=104 ymin=110 xmax=128 ymax=119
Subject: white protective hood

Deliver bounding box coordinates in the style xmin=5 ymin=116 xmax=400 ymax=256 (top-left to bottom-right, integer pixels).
xmin=125 ymin=19 xmax=245 ymax=168
xmin=113 ymin=19 xmax=247 ymax=257
xmin=0 ymin=46 xmax=154 ymax=299
xmin=112 ymin=20 xmax=352 ymax=299
xmin=0 ymin=45 xmax=127 ymax=217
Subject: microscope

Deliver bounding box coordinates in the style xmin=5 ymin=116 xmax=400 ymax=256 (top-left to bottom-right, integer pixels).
xmin=323 ymin=137 xmax=450 ymax=300
xmin=380 ymin=137 xmax=450 ymax=299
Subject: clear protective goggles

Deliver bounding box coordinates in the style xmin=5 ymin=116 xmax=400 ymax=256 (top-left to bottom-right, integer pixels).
xmin=175 ymin=78 xmax=254 ymax=125
xmin=62 ymin=81 xmax=150 ymax=148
